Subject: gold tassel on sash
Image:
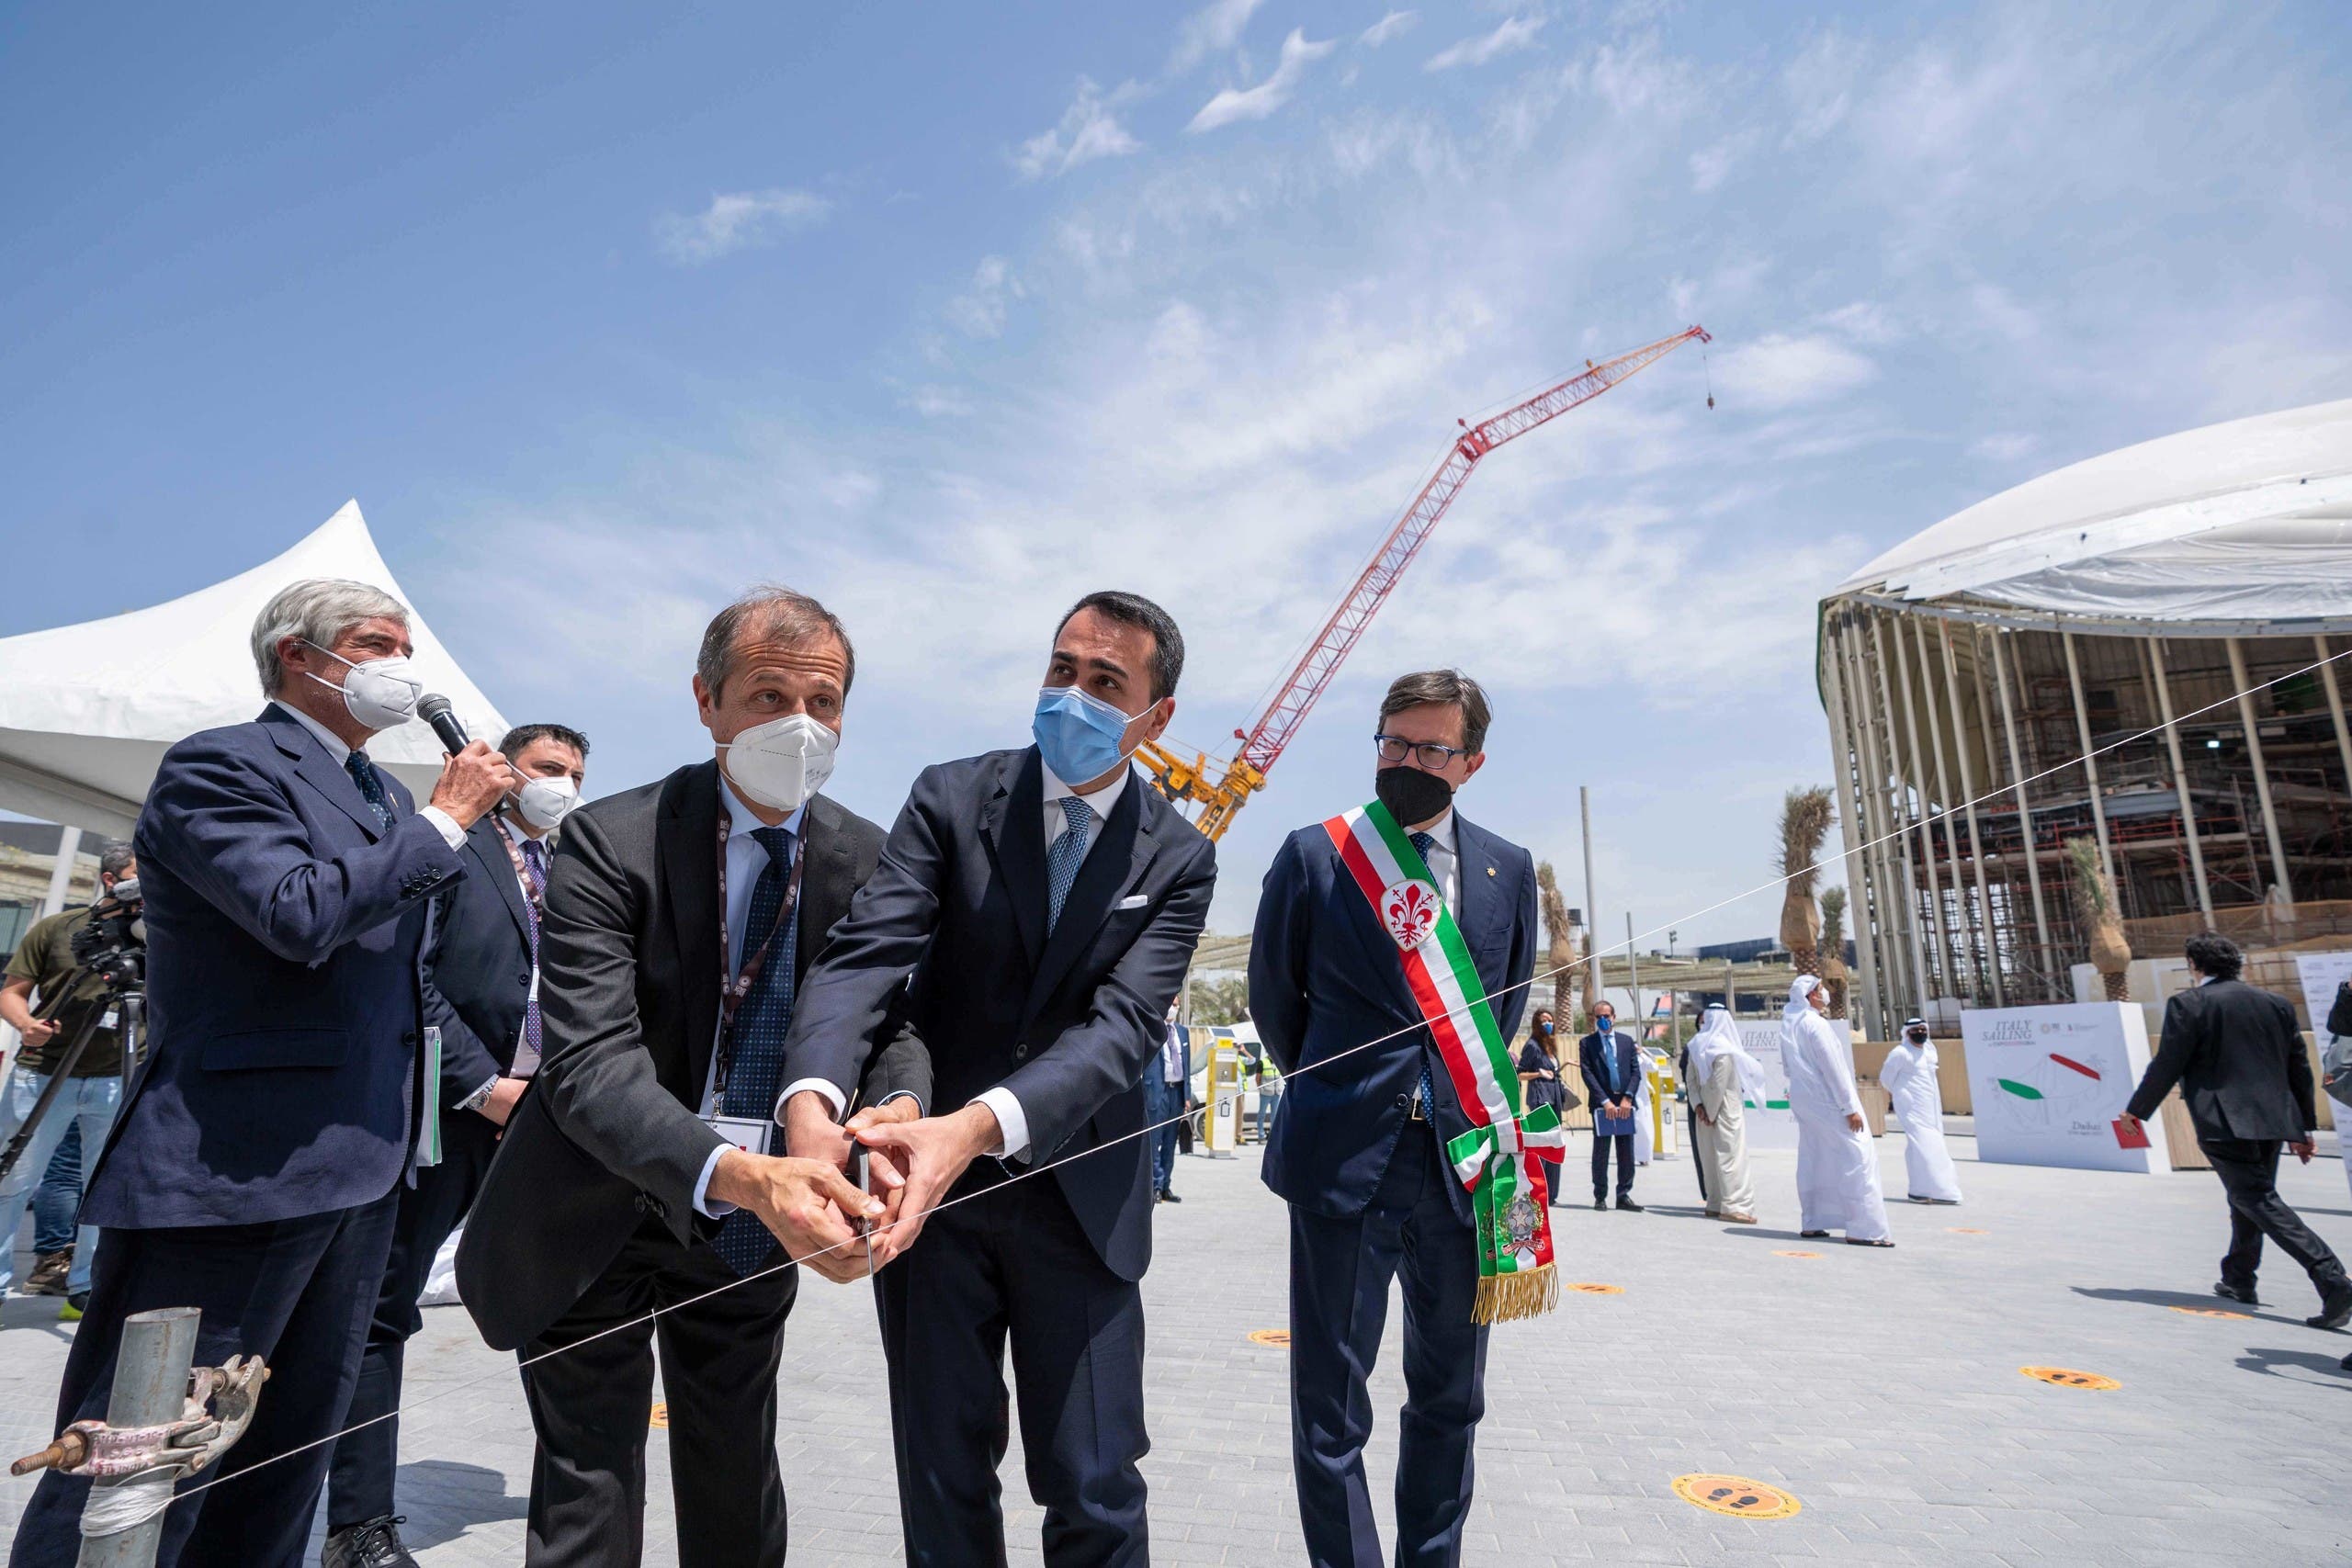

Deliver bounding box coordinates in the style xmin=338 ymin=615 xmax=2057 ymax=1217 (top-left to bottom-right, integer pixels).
xmin=1473 ymin=1262 xmax=1559 ymax=1325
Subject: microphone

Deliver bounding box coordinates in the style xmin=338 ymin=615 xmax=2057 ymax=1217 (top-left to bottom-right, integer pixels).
xmin=416 ymin=694 xmax=471 ymax=758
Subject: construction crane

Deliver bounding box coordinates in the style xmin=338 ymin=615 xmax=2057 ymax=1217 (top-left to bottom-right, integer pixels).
xmin=1141 ymin=324 xmax=1711 ymax=840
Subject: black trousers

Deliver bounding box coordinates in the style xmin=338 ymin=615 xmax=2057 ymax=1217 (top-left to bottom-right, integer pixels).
xmin=876 ymin=1175 xmax=1148 ymax=1568
xmin=2203 ymin=1136 xmax=2349 ymax=1297
xmin=7 ymin=1190 xmax=401 ymax=1568
xmin=518 ymin=1217 xmax=796 ymax=1567
xmin=1287 ymin=1122 xmax=1486 ymax=1568
xmin=1590 ymin=1132 xmax=1635 ymax=1201
xmin=1689 ymin=1105 xmax=1709 ymax=1202
xmin=326 ymin=1111 xmax=500 ymax=1529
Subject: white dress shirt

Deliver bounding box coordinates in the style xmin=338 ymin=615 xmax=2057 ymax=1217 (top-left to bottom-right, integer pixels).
xmin=270 ymin=699 xmax=466 ymax=851
xmin=968 ymin=761 xmax=1133 ymax=1163
xmin=1410 ymin=807 xmax=1461 ymax=909
xmin=692 ymin=774 xmax=808 ymax=1219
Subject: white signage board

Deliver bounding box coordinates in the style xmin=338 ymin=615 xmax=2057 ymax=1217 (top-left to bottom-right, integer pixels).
xmin=2291 ymin=952 xmax=2352 ymax=1032
xmin=1962 ymin=1002 xmax=2170 ymax=1174
xmin=1727 ymin=1019 xmax=1838 ymax=1151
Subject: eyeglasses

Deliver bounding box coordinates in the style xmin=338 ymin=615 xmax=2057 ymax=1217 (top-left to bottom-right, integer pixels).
xmin=1374 ymin=732 xmax=1470 ymax=770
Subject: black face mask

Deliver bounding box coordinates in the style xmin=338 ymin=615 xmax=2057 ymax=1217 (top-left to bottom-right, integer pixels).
xmin=1375 ymin=765 xmax=1454 ymax=828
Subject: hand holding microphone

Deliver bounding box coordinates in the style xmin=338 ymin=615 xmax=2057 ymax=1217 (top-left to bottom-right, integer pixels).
xmin=419 ymin=694 xmax=512 ymax=829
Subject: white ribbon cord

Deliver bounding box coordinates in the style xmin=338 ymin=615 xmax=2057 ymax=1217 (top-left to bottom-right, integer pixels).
xmin=155 ymin=637 xmax=2352 ymax=1509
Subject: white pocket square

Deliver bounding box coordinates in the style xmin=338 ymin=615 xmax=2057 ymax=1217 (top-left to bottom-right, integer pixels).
xmin=1114 ymin=894 xmax=1151 ymax=910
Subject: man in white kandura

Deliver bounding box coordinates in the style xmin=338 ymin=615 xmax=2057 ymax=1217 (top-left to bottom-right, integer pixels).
xmin=1684 ymin=1003 xmax=1761 ymax=1224
xmin=1881 ymin=1017 xmax=1962 ymax=1206
xmin=1781 ymin=976 xmax=1893 ymax=1247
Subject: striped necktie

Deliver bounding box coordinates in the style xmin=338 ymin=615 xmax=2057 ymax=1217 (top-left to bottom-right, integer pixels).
xmin=1046 ymin=796 xmax=1093 ymax=932
xmin=1411 ymin=830 xmax=1439 ymax=1114
xmin=517 ymin=839 xmax=546 ymax=1072
xmin=715 ymin=824 xmax=799 ymax=1276
xmin=345 ymin=750 xmax=394 ymax=831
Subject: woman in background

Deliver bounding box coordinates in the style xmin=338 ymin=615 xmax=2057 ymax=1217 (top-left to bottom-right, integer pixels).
xmin=1517 ymin=1008 xmax=1572 ymax=1206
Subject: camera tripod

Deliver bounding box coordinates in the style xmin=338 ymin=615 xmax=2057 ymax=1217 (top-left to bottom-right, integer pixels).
xmin=0 ymin=956 xmax=142 ymax=1190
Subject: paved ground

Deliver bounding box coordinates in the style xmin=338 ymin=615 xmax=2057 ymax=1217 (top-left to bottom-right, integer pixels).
xmin=5 ymin=1131 xmax=2351 ymax=1565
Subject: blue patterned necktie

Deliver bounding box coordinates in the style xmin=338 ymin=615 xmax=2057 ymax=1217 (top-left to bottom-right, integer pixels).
xmin=1046 ymin=796 xmax=1093 ymax=932
xmin=1411 ymin=830 xmax=1439 ymax=1113
xmin=345 ymin=750 xmax=393 ymax=831
xmin=715 ymin=824 xmax=799 ymax=1276
xmin=517 ymin=840 xmax=546 ymax=1070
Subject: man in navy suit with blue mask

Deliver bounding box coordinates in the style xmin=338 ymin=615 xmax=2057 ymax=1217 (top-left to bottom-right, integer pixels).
xmin=1580 ymin=1000 xmax=1645 ymax=1212
xmin=9 ymin=579 xmax=514 ymax=1568
xmin=1250 ymin=668 xmax=1541 ymax=1568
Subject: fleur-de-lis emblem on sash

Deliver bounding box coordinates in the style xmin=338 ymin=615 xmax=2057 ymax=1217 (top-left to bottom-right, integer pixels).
xmin=1381 ymin=879 xmax=1441 ymax=951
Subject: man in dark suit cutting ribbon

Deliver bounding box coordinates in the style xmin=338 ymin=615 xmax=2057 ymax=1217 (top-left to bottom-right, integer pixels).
xmin=1248 ymin=668 xmax=1544 ymax=1568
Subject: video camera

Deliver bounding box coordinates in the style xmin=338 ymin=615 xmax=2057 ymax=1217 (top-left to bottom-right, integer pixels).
xmin=68 ymin=874 xmax=145 ymax=989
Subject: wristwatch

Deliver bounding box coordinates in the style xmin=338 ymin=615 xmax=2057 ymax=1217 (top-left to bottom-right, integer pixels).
xmin=456 ymin=1076 xmax=501 ymax=1114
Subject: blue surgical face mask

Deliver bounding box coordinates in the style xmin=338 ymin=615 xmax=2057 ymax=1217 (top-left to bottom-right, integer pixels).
xmin=1033 ymin=684 xmax=1142 ymax=785
xmin=1595 ymin=1016 xmax=1614 ymax=1034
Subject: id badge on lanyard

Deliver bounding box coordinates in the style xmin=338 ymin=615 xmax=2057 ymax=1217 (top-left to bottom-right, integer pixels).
xmin=706 ymin=801 xmax=806 ymax=1134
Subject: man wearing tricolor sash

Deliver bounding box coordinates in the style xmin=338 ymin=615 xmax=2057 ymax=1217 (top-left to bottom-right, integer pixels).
xmin=1250 ymin=669 xmax=1544 ymax=1568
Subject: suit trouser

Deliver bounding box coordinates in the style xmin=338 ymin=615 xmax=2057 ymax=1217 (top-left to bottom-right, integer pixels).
xmin=876 ymin=1174 xmax=1148 ymax=1568
xmin=1288 ymin=1122 xmax=1487 ymax=1568
xmin=325 ymin=1112 xmax=500 ymax=1529
xmin=6 ymin=1190 xmax=401 ymax=1568
xmin=1590 ymin=1132 xmax=1634 ymax=1200
xmin=2203 ymin=1137 xmax=2350 ymax=1297
xmin=518 ymin=1218 xmax=795 ymax=1568
xmin=1143 ymin=1073 xmax=1181 ymax=1193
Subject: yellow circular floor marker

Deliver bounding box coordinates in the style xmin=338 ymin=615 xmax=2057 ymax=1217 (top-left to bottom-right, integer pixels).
xmin=1248 ymin=1329 xmax=1291 ymax=1348
xmin=1672 ymin=1473 xmax=1802 ymax=1519
xmin=1948 ymin=1226 xmax=1989 ymax=1235
xmin=650 ymin=1402 xmax=669 ymax=1428
xmin=1566 ymin=1282 xmax=1624 ymax=1295
xmin=2019 ymin=1366 xmax=2120 ymax=1390
xmin=2169 ymin=1305 xmax=2249 ymax=1320
xmin=1771 ymin=1249 xmax=1821 ymax=1259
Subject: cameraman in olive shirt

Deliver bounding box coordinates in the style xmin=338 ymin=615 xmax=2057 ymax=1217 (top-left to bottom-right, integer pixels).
xmin=0 ymin=845 xmax=135 ymax=1313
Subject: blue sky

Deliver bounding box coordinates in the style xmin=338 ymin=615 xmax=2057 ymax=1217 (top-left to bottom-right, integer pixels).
xmin=5 ymin=1 xmax=2348 ymax=949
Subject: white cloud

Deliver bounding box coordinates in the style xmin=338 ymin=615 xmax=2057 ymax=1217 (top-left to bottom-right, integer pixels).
xmin=1170 ymin=0 xmax=1264 ymax=72
xmin=945 ymin=255 xmax=1025 ymax=338
xmin=1187 ymin=28 xmax=1338 ymax=133
xmin=1425 ymin=15 xmax=1544 ymax=73
xmin=1782 ymin=28 xmax=1865 ymax=143
xmin=1819 ymin=301 xmax=1899 ymax=344
xmin=1689 ymin=130 xmax=1755 ymax=193
xmin=653 ymin=188 xmax=831 ymax=265
xmin=1014 ymin=78 xmax=1142 ymax=181
xmin=1968 ymin=432 xmax=2039 ymax=461
xmin=1361 ymin=11 xmax=1418 ymax=48
xmin=1709 ymin=334 xmax=1878 ymax=411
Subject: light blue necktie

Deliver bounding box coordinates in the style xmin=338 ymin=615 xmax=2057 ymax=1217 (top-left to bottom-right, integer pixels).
xmin=1046 ymin=796 xmax=1093 ymax=932
xmin=1410 ymin=830 xmax=1438 ymax=1113
xmin=715 ymin=824 xmax=798 ymax=1276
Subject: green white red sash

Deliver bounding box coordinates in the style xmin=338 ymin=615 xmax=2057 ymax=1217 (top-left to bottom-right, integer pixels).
xmin=1322 ymin=799 xmax=1562 ymax=1322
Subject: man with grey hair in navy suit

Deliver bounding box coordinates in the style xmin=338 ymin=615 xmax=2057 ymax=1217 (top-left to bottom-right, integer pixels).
xmin=9 ymin=578 xmax=513 ymax=1568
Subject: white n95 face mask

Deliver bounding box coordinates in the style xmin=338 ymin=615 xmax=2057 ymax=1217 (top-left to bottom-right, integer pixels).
xmin=719 ymin=714 xmax=839 ymax=812
xmin=302 ymin=640 xmax=423 ymax=732
xmin=514 ymin=775 xmax=581 ymax=831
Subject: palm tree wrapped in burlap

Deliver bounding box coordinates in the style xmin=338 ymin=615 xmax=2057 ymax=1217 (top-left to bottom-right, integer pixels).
xmin=1775 ymin=786 xmax=1836 ymax=979
xmin=1535 ymin=862 xmax=1579 ymax=1022
xmin=2064 ymin=837 xmax=2133 ymax=1001
xmin=1817 ymin=885 xmax=1851 ymax=1020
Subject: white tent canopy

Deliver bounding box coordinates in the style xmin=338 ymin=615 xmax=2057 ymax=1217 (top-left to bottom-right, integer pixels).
xmin=1839 ymin=398 xmax=2352 ymax=624
xmin=0 ymin=502 xmax=510 ymax=838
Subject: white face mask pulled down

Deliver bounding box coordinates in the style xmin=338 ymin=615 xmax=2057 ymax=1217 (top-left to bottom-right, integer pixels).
xmin=302 ymin=640 xmax=423 ymax=733
xmin=513 ymin=775 xmax=581 ymax=832
xmin=719 ymin=714 xmax=839 ymax=813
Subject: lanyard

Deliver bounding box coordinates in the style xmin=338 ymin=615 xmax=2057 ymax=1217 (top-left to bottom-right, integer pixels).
xmin=712 ymin=802 xmax=806 ymax=1103
xmin=496 ymin=826 xmax=544 ymax=914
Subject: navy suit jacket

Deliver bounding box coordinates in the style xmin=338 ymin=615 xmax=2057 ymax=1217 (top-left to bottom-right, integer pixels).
xmin=88 ymin=706 xmax=466 ymax=1229
xmin=422 ymin=815 xmax=540 ymax=1101
xmin=1250 ymin=809 xmax=1538 ymax=1221
xmin=783 ymin=747 xmax=1216 ymax=1282
xmin=1578 ymin=1032 xmax=1643 ymax=1127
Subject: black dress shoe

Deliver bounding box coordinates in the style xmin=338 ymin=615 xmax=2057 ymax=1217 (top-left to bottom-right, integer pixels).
xmin=1799 ymin=1230 xmax=1831 ymax=1239
xmin=1592 ymin=1198 xmax=1608 ymax=1211
xmin=1159 ymin=1190 xmax=1182 ymax=1204
xmin=2309 ymin=1281 xmax=2352 ymax=1331
xmin=1615 ymin=1198 xmax=1644 ymax=1212
xmin=2213 ymin=1280 xmax=2262 ymax=1306
xmin=322 ymin=1515 xmax=419 ymax=1568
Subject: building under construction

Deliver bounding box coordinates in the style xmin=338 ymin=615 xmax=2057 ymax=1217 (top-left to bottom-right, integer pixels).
xmin=1818 ymin=399 xmax=2352 ymax=1040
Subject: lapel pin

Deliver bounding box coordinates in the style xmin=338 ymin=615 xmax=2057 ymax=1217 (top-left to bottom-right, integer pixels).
xmin=1486 ymin=866 xmax=1496 ymax=876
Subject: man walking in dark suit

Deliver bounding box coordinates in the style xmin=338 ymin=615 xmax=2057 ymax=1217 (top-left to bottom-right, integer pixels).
xmin=1580 ymin=1001 xmax=1644 ymax=1212
xmin=2121 ymin=931 xmax=2352 ymax=1329
xmin=783 ymin=591 xmax=1216 ymax=1567
xmin=322 ymin=721 xmax=590 ymax=1568
xmin=1250 ymin=669 xmax=1541 ymax=1568
xmin=9 ymin=579 xmax=513 ymax=1568
xmin=456 ymin=588 xmax=927 ymax=1567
